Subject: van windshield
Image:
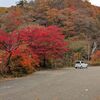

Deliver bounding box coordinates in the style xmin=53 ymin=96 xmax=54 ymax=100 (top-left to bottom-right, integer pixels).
xmin=76 ymin=61 xmax=80 ymax=63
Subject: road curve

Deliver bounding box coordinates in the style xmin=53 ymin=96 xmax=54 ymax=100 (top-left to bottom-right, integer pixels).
xmin=0 ymin=67 xmax=100 ymax=100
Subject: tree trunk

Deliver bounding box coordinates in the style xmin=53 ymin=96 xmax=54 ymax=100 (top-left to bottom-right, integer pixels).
xmin=91 ymin=41 xmax=97 ymax=55
xmin=6 ymin=52 xmax=12 ymax=74
xmin=43 ymin=56 xmax=46 ymax=68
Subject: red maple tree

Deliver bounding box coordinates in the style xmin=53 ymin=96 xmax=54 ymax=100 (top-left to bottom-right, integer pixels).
xmin=0 ymin=25 xmax=68 ymax=71
xmin=21 ymin=26 xmax=68 ymax=67
xmin=0 ymin=30 xmax=21 ymax=73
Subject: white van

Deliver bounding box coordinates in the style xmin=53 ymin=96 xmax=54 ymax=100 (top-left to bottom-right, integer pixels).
xmin=75 ymin=61 xmax=88 ymax=69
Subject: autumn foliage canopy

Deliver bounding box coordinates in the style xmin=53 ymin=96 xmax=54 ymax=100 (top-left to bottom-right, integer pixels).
xmin=20 ymin=26 xmax=68 ymax=59
xmin=0 ymin=25 xmax=68 ymax=75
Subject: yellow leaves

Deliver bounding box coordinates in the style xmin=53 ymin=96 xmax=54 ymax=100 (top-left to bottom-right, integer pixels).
xmin=35 ymin=0 xmax=50 ymax=12
xmin=0 ymin=7 xmax=8 ymax=14
xmin=46 ymin=8 xmax=61 ymax=20
xmin=73 ymin=52 xmax=82 ymax=61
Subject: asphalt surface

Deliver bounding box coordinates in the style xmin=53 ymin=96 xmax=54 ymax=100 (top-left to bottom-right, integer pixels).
xmin=0 ymin=67 xmax=100 ymax=100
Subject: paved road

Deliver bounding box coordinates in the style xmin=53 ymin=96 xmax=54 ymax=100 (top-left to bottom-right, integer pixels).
xmin=0 ymin=67 xmax=100 ymax=100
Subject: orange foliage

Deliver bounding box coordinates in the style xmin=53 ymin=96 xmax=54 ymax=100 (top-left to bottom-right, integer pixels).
xmin=11 ymin=45 xmax=40 ymax=72
xmin=91 ymin=50 xmax=100 ymax=65
xmin=20 ymin=52 xmax=39 ymax=72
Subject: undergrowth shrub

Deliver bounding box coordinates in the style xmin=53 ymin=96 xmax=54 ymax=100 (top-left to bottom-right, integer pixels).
xmin=90 ymin=50 xmax=100 ymax=66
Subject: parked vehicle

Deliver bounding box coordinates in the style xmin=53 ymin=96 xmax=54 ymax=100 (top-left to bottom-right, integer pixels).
xmin=75 ymin=61 xmax=88 ymax=69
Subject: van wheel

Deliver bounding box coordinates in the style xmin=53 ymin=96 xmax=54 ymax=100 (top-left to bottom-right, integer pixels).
xmin=75 ymin=67 xmax=77 ymax=69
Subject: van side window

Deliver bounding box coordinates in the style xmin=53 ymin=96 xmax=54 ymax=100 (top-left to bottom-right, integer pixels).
xmin=81 ymin=62 xmax=84 ymax=63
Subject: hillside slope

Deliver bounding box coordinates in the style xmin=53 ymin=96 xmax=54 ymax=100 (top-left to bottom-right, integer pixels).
xmin=0 ymin=0 xmax=100 ymax=50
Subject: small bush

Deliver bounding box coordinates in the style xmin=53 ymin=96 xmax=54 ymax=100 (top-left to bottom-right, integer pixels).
xmin=0 ymin=47 xmax=40 ymax=77
xmin=90 ymin=50 xmax=100 ymax=66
